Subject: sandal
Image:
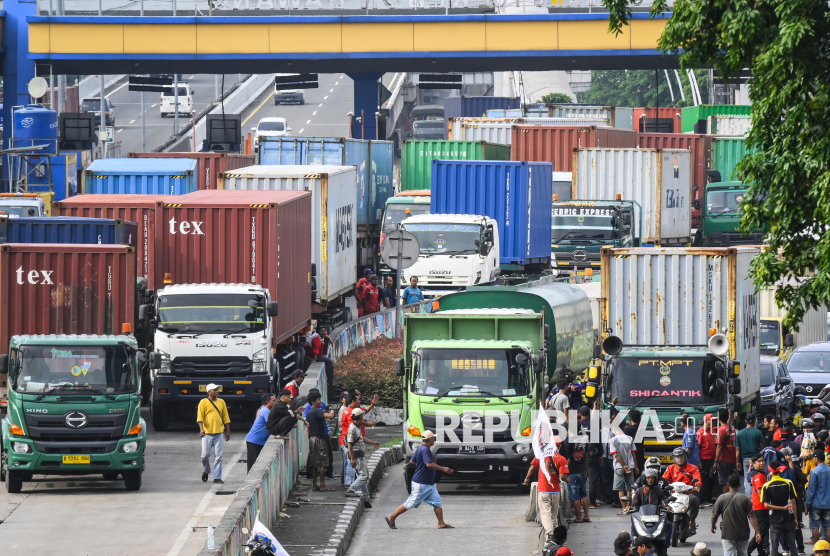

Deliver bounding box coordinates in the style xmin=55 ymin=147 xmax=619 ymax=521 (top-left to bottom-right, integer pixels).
xmin=582 ymin=518 xmax=592 ymax=522
xmin=567 ymin=519 xmax=583 ymax=524
xmin=438 ymin=524 xmax=455 ymax=529
xmin=385 ymin=517 xmax=397 ymax=530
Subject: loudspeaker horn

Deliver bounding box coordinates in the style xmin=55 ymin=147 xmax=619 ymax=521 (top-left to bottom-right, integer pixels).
xmin=708 ymin=333 xmax=729 ymax=356
xmin=602 ymin=335 xmax=623 ymax=356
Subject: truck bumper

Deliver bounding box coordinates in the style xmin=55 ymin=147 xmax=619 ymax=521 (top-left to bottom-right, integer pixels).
xmin=6 ymin=437 xmax=145 ymax=474
xmin=154 ymin=375 xmax=271 ymax=403
xmin=404 ymin=436 xmax=534 ymax=472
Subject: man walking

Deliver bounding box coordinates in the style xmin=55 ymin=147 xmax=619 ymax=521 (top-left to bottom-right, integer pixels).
xmin=524 ymin=443 xmax=570 ymax=536
xmin=711 ymin=474 xmax=762 ymax=556
xmin=345 ymin=409 xmax=378 ymax=507
xmin=402 ymin=276 xmax=424 ymax=305
xmin=611 ymin=424 xmax=639 ymax=514
xmin=806 ymin=449 xmax=830 ymax=545
xmin=386 ymin=430 xmax=455 ymax=530
xmin=762 ymin=462 xmax=800 ymax=556
xmin=736 ymin=413 xmax=766 ymax=493
xmin=748 ymin=454 xmax=771 ymax=556
xmin=197 ymin=384 xmax=231 ymax=484
xmin=245 ymin=393 xmax=275 ymax=472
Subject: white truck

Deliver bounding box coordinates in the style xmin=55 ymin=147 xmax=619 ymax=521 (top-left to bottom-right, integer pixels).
xmin=0 ymin=193 xmax=47 ymax=217
xmin=399 ymin=213 xmax=499 ymax=297
xmin=145 ymin=282 xmax=279 ymax=431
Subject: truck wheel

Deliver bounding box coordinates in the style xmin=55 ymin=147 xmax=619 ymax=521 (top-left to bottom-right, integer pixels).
xmin=6 ymin=470 xmax=23 ymax=493
xmin=151 ymin=391 xmax=169 ymax=431
xmin=404 ymin=463 xmax=414 ymax=494
xmin=123 ymin=470 xmax=142 ymax=491
xmin=102 ymin=472 xmax=120 ymax=481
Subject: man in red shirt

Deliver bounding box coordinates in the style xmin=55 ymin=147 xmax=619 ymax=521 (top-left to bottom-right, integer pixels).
xmin=360 ymin=274 xmax=381 ymax=315
xmin=285 ymin=370 xmax=304 ymax=400
xmin=697 ymin=413 xmax=717 ymax=506
xmin=355 ymin=268 xmax=372 ymax=317
xmin=304 ymin=325 xmax=335 ymax=384
xmin=525 ymin=448 xmax=570 ymax=537
xmin=747 ymin=454 xmax=770 ymax=556
xmin=662 ymin=447 xmax=702 ymax=532
xmin=714 ymin=408 xmax=737 ymax=495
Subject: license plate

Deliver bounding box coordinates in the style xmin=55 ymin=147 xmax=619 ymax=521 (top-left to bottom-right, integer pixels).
xmin=656 ymin=455 xmax=674 ymax=464
xmin=640 ymin=515 xmax=660 ymax=523
xmin=459 ymin=445 xmax=485 ymax=454
xmin=198 ymin=385 xmax=223 ymax=392
xmin=62 ymin=455 xmax=90 ymax=464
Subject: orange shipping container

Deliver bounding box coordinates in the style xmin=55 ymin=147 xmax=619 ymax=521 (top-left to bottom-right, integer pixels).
xmin=632 ymin=107 xmax=683 ymax=133
xmin=510 ymin=125 xmax=639 ymax=171
xmin=127 ymin=152 xmax=256 ymax=190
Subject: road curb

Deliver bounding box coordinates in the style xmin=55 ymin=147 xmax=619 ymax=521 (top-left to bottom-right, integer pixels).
xmin=324 ymin=445 xmax=404 ymax=556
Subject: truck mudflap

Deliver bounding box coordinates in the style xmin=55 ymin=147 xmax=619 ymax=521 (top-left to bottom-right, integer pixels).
xmin=154 ymin=375 xmax=272 ymax=402
xmin=404 ymin=436 xmax=535 ymax=472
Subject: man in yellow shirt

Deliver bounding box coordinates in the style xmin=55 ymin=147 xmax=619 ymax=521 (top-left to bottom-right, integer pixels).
xmin=197 ymin=383 xmax=231 ymax=484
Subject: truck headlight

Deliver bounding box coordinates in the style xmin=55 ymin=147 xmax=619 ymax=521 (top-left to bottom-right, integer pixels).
xmin=121 ymin=441 xmax=140 ymax=453
xmin=252 ymin=348 xmax=268 ymax=373
xmin=513 ymin=442 xmax=532 ymax=453
xmin=157 ymin=351 xmax=171 ymax=374
xmin=12 ymin=442 xmax=30 ymax=454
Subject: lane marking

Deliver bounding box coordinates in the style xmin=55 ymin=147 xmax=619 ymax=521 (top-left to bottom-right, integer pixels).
xmin=299 ymin=128 xmax=304 ymax=134
xmin=329 ymin=89 xmax=334 ymax=93
xmin=313 ymin=111 xmax=317 ymax=116
xmin=241 ymin=90 xmax=276 ymax=126
xmin=324 ymin=96 xmax=329 ymax=100
xmin=117 ymin=128 xmax=123 ymax=133
xmin=340 ymin=75 xmax=344 ymax=79
xmin=335 ymin=81 xmax=339 ymax=86
xmin=166 ymin=447 xmax=245 ymax=556
xmin=151 ymin=103 xmax=158 ymax=108
xmin=306 ymin=120 xmax=311 ymax=125
xmin=129 ymin=119 xmax=136 ymax=124
xmin=318 ymin=103 xmax=323 ymax=107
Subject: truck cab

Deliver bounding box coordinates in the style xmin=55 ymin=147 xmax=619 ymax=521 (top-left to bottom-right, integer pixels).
xmin=694 ymin=181 xmax=764 ymax=246
xmin=1 ymin=334 xmax=147 ymax=493
xmin=400 ymin=214 xmax=499 ymax=298
xmin=146 ymin=283 xmax=279 ymax=431
xmin=0 ymin=193 xmax=47 ymax=217
xmin=551 ymin=200 xmax=638 ymax=273
xmin=379 ymin=191 xmax=432 ymax=277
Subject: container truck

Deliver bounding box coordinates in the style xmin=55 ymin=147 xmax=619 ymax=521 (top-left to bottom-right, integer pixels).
xmin=573 ymin=148 xmax=693 ymax=245
xmin=597 ymin=246 xmax=762 ymax=464
xmin=82 ymin=158 xmax=198 ymax=195
xmin=218 ymin=165 xmax=356 ymax=326
xmin=692 ymin=181 xmax=763 ymax=247
xmin=0 ymin=244 xmax=148 ymax=493
xmin=139 ymin=190 xmax=313 ymax=430
xmin=511 ymin=125 xmax=638 ymax=172
xmin=379 ymin=190 xmax=432 ymax=279
xmin=0 ymin=193 xmax=48 ymax=217
xmin=759 ymin=284 xmax=828 ymax=359
xmin=396 ymin=278 xmax=594 ymax=489
xmin=127 ymin=152 xmax=255 ymax=190
xmin=401 ymin=140 xmax=511 ymax=191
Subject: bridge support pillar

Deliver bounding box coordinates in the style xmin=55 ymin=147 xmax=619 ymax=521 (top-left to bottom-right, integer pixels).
xmin=347 ymin=73 xmax=383 ymax=140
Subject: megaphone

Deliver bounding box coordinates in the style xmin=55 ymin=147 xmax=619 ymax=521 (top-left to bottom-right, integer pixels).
xmin=602 ymin=335 xmax=623 ymax=356
xmin=708 ymin=333 xmax=729 ymax=356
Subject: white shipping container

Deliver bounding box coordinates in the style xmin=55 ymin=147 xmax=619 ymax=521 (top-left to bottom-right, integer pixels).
xmin=575 ymin=280 xmax=601 ymax=330
xmin=218 ymin=165 xmax=358 ymax=304
xmin=601 ymin=246 xmax=762 ymax=404
xmin=572 ymin=148 xmax=693 ymax=245
xmin=451 ymin=117 xmax=611 ymax=143
xmin=759 ymin=285 xmax=828 ymax=349
xmin=707 ymin=115 xmax=752 ymax=136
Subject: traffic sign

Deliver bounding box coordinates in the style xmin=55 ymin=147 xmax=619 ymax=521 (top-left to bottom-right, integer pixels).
xmin=128 ymin=75 xmax=174 ymax=93
xmin=380 ymin=230 xmax=420 ymax=270
xmin=275 ymin=74 xmax=319 ymax=90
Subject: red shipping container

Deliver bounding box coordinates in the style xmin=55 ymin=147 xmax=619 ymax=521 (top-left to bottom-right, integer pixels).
xmin=0 ymin=244 xmax=137 ymax=383
xmin=632 ymin=107 xmax=683 ymax=133
xmin=511 ymin=125 xmax=639 ymax=171
xmin=53 ymin=194 xmax=172 ymax=286
xmin=127 ymin=152 xmax=256 ymax=190
xmin=637 ymin=133 xmax=713 ymax=227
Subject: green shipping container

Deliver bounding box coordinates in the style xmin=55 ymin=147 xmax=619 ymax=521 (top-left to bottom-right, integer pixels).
xmin=681 ymin=104 xmax=751 ymax=133
xmin=401 ymin=140 xmax=511 ymax=191
xmin=712 ymin=136 xmax=754 ymax=182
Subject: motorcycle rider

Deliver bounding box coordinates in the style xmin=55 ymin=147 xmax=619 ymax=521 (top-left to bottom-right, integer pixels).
xmin=662 ymin=446 xmax=702 ymax=533
xmin=634 ymin=457 xmax=672 ymax=494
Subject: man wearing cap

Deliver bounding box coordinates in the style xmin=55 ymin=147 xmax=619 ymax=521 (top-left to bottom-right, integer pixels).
xmin=386 ymin=430 xmax=454 ymax=529
xmin=748 ymin=454 xmax=771 ymax=556
xmin=761 ymin=462 xmax=799 ymax=556
xmin=634 ymin=536 xmax=656 ymax=556
xmin=614 ymin=536 xmax=633 ymax=556
xmin=355 ymin=268 xmax=372 ymax=317
xmin=345 ymin=408 xmax=377 ymax=507
xmin=197 ymin=384 xmax=231 ymax=484
xmin=690 ymin=542 xmax=713 ymax=556
xmin=806 ymin=447 xmax=830 ymax=545
xmin=737 ymin=414 xmax=766 ymax=493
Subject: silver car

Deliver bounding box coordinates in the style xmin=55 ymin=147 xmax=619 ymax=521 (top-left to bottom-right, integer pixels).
xmin=274 ymin=89 xmax=304 ymax=105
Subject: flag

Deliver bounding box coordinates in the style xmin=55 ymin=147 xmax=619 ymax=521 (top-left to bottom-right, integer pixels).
xmin=248 ymin=516 xmax=290 ymax=556
xmin=532 ymin=402 xmax=559 ymax=482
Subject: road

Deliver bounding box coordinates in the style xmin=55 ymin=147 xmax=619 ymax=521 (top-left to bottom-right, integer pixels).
xmin=0 ymin=408 xmax=252 ymax=555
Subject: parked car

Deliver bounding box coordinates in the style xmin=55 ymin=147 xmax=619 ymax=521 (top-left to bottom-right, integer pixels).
xmin=253 ymin=117 xmax=291 ymax=150
xmin=760 ymin=355 xmax=794 ymax=416
xmin=160 ymin=83 xmax=194 ymax=118
xmin=787 ymin=342 xmax=830 ymax=398
xmin=80 ymin=97 xmax=115 ymax=127
xmin=274 ymin=87 xmax=304 ymax=105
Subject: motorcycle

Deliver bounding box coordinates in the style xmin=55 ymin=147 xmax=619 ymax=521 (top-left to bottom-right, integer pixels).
xmin=667 ymin=481 xmax=696 ymax=547
xmin=630 ymin=504 xmax=669 ymax=556
xmin=240 ymin=528 xmax=277 ymax=556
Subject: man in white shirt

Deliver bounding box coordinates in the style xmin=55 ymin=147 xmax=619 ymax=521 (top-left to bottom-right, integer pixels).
xmin=610 ymin=425 xmax=639 ymax=514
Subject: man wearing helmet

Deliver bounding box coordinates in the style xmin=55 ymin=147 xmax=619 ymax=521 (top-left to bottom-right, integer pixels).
xmin=634 ymin=457 xmax=671 ymax=494
xmin=663 ymin=446 xmax=702 ymax=532
xmin=631 ymin=468 xmax=668 ymax=513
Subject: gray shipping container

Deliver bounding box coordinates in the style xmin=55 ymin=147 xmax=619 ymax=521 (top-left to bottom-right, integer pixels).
xmin=601 ymin=246 xmax=762 ymax=404
xmin=572 ymin=148 xmax=693 ymax=245
xmin=451 ymin=117 xmax=611 ymax=144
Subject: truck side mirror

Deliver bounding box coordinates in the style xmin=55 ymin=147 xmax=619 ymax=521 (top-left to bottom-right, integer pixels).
xmin=729 ymin=377 xmax=742 ymax=394
xmin=475 ymin=239 xmax=480 ymax=247
xmin=593 ymin=344 xmax=602 ymax=359
xmin=267 ymin=302 xmax=279 ymax=317
xmin=731 ymin=395 xmax=742 ymax=413
xmin=483 ymin=228 xmax=494 ymax=243
xmin=693 ymin=199 xmax=701 ymax=210
xmin=0 ymin=354 xmax=6 ymax=373
xmin=544 ymin=324 xmax=550 ymax=340
xmin=784 ymin=334 xmax=794 ymax=348
xmin=148 ymin=352 xmax=162 ymax=370
xmin=139 ymin=304 xmax=151 ymax=323
xmin=532 ymin=354 xmax=545 ymax=374
xmin=395 ymin=358 xmax=405 ymax=377
xmin=144 ymin=289 xmax=155 ymax=302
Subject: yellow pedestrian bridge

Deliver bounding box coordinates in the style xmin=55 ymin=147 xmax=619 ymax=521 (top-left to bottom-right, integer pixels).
xmin=28 ymin=13 xmax=674 ymax=74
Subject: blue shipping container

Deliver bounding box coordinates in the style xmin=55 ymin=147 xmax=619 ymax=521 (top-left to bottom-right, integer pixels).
xmin=443 ymin=96 xmax=521 ymax=140
xmin=0 ymin=216 xmax=138 ymax=248
xmin=430 ymin=160 xmax=553 ymax=266
xmin=369 ymin=141 xmax=394 ymax=226
xmin=22 ymin=153 xmax=79 ymax=202
xmin=257 ymin=138 xmax=304 ymax=165
xmin=83 ymin=158 xmax=198 ymax=195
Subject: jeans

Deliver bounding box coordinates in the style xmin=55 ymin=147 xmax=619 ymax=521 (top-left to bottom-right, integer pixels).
xmin=347 ymin=456 xmax=370 ymax=500
xmin=748 ymin=509 xmax=770 ymax=556
xmin=341 ymin=445 xmax=355 ymax=487
xmin=722 ymin=539 xmax=750 ymax=556
xmin=770 ymin=523 xmax=798 ymax=556
xmin=318 ymin=354 xmax=335 ymax=382
xmin=568 ymin=472 xmax=589 ymax=502
xmin=201 ymin=433 xmax=225 ymax=480
xmin=743 ymin=458 xmax=753 ymax=493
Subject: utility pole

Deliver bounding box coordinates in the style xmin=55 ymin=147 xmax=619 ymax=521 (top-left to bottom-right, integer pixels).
xmin=99 ymin=0 xmax=105 ymax=155
xmin=140 ymin=0 xmax=146 ymax=152
xmin=57 ymin=0 xmax=66 ymax=114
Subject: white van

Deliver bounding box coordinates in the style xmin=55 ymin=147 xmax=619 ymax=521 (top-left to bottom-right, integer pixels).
xmin=160 ymin=84 xmax=194 ymax=118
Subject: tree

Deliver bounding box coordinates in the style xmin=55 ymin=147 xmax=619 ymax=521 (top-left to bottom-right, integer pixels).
xmin=577 ymin=69 xmax=707 ymax=107
xmin=601 ymin=0 xmax=830 ymax=330
xmin=539 ymin=92 xmax=574 ymax=104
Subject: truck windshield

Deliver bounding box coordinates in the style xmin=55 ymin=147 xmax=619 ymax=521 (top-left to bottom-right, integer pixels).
xmin=412 ymin=348 xmax=530 ymax=396
xmin=760 ymin=320 xmax=781 ymax=350
xmin=12 ymin=344 xmax=135 ymax=394
xmin=551 ymin=207 xmax=616 ymax=241
xmin=403 ymin=223 xmax=481 ymax=254
xmin=0 ymin=205 xmax=39 ymax=217
xmin=707 ymin=190 xmax=745 ymax=214
xmin=787 ymin=350 xmax=830 ymax=373
xmin=383 ymin=204 xmax=430 ymax=233
xmin=606 ymin=357 xmax=724 ymax=406
xmin=157 ymin=293 xmax=267 ymax=334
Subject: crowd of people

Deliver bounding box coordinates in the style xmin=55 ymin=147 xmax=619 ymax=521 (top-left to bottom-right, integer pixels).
xmin=355 ymin=268 xmax=424 ymax=317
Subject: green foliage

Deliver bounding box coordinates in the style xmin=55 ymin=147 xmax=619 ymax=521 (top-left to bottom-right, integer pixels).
xmin=540 ymin=92 xmax=574 ymax=104
xmin=333 ymin=337 xmax=403 ymax=409
xmin=577 ymin=69 xmax=707 ymax=108
xmin=601 ymin=0 xmax=830 ymax=330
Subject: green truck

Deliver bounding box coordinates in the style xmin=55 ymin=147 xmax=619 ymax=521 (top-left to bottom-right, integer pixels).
xmin=1 ymin=334 xmax=151 ymax=493
xmin=693 ymin=181 xmax=763 ymax=246
xmin=551 ymin=199 xmax=639 ymax=272
xmin=396 ymin=279 xmax=594 ymax=489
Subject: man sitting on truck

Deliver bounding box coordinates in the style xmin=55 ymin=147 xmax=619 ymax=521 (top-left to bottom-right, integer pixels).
xmin=663 ymin=447 xmax=702 ymax=532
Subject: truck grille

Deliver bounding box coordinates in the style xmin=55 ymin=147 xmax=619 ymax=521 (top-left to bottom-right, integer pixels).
xmin=171 ymin=357 xmax=253 ymax=377
xmin=418 ymin=276 xmax=470 ymax=286
xmin=25 ymin=412 xmax=127 ymax=454
xmin=421 ymin=413 xmax=514 ymax=442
